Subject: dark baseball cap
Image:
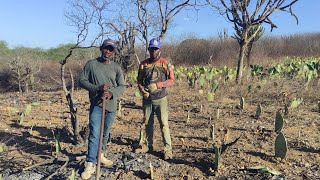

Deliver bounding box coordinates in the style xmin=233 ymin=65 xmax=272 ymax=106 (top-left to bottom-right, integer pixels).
xmin=101 ymin=39 xmax=116 ymax=48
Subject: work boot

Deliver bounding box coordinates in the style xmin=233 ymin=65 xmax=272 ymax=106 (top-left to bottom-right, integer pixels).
xmin=81 ymin=161 xmax=95 ymax=180
xmin=164 ymin=150 xmax=173 ymax=160
xmin=135 ymin=145 xmax=153 ymax=153
xmin=101 ymin=153 xmax=113 ymax=167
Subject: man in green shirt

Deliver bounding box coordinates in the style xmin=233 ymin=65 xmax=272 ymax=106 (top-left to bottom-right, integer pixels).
xmin=79 ymin=39 xmax=125 ymax=179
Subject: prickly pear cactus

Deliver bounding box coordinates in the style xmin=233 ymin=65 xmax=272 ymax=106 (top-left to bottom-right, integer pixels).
xmin=213 ymin=144 xmax=221 ymax=170
xmin=199 ymin=75 xmax=205 ymax=88
xmin=240 ymin=97 xmax=245 ymax=110
xmin=207 ymin=92 xmax=214 ymax=102
xmin=210 ymin=125 xmax=215 ymax=140
xmin=212 ymin=80 xmax=219 ymax=93
xmin=275 ymin=111 xmax=284 ymax=133
xmin=24 ymin=104 xmax=32 ymax=116
xmin=255 ymin=104 xmax=262 ymax=119
xmin=290 ymin=97 xmax=303 ymax=108
xmin=275 ymin=132 xmax=287 ymax=159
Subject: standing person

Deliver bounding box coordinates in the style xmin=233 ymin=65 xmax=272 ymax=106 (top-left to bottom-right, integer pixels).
xmin=135 ymin=37 xmax=174 ymax=160
xmin=79 ymin=39 xmax=125 ymax=179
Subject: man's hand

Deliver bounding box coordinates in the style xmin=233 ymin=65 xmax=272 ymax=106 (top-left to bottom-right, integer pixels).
xmin=99 ymin=84 xmax=112 ymax=100
xmin=147 ymin=83 xmax=157 ymax=93
xmin=102 ymin=91 xmax=113 ymax=100
xmin=99 ymin=84 xmax=110 ymax=92
xmin=143 ymin=92 xmax=150 ymax=99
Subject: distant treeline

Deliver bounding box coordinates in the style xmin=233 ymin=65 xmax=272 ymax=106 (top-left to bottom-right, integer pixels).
xmin=0 ymin=32 xmax=319 ymax=92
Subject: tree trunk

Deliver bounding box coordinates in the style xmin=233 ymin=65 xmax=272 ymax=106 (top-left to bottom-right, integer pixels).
xmin=66 ymin=93 xmax=80 ymax=143
xmin=236 ymin=44 xmax=247 ymax=84
xmin=246 ymin=43 xmax=253 ymax=69
xmin=61 ymin=63 xmax=82 ymax=144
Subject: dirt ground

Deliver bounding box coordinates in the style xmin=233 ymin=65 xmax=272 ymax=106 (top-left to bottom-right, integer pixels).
xmin=0 ymin=79 xmax=319 ymax=179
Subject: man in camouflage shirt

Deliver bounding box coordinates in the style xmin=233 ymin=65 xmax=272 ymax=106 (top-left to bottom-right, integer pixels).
xmin=135 ymin=38 xmax=174 ymax=160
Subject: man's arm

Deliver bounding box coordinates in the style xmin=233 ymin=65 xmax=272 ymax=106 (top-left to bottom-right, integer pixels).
xmin=156 ymin=62 xmax=174 ymax=88
xmin=79 ymin=62 xmax=99 ymax=92
xmin=137 ymin=63 xmax=149 ymax=98
xmin=108 ymin=65 xmax=126 ymax=98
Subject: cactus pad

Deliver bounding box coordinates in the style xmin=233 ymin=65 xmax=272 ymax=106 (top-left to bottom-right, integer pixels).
xmin=275 ymin=111 xmax=284 ymax=133
xmin=275 ymin=132 xmax=287 ymax=159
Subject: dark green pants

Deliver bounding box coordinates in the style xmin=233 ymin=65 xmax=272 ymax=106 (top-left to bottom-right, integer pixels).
xmin=142 ymin=96 xmax=172 ymax=151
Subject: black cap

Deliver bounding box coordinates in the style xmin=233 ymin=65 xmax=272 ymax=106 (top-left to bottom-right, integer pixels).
xmin=101 ymin=39 xmax=116 ymax=48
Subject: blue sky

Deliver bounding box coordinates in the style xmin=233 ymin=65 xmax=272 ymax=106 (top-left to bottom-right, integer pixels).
xmin=0 ymin=0 xmax=319 ymax=49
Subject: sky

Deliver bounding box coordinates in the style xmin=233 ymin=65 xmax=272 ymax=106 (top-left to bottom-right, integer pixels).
xmin=0 ymin=0 xmax=319 ymax=49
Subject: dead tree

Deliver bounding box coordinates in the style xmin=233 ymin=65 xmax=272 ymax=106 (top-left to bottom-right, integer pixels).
xmin=246 ymin=25 xmax=264 ymax=68
xmin=207 ymin=0 xmax=299 ymax=83
xmin=8 ymin=52 xmax=41 ymax=93
xmin=63 ymin=0 xmax=113 ymax=144
xmin=134 ymin=0 xmax=195 ymax=56
xmin=109 ymin=22 xmax=137 ymax=71
xmin=64 ymin=0 xmax=137 ymax=144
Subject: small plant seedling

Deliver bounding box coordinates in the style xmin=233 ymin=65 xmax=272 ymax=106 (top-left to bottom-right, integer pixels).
xmin=28 ymin=125 xmax=34 ymax=135
xmin=138 ymin=127 xmax=144 ymax=146
xmin=216 ymin=109 xmax=220 ymax=120
xmin=0 ymin=144 xmax=4 ymax=152
xmin=149 ymin=162 xmax=154 ymax=180
xmin=212 ymin=80 xmax=219 ymax=93
xmin=210 ymin=125 xmax=215 ymax=140
xmin=134 ymin=91 xmax=141 ymax=97
xmin=255 ymin=103 xmax=262 ymax=119
xmin=117 ymin=100 xmax=122 ymax=117
xmin=70 ymin=169 xmax=75 ymax=180
xmin=240 ymin=97 xmax=245 ymax=110
xmin=24 ymin=104 xmax=32 ymax=116
xmin=290 ymin=97 xmax=303 ymax=108
xmin=213 ymin=143 xmax=221 ymax=171
xmin=19 ymin=113 xmax=25 ymax=125
xmin=207 ymin=92 xmax=214 ymax=102
xmin=55 ymin=133 xmax=61 ymax=154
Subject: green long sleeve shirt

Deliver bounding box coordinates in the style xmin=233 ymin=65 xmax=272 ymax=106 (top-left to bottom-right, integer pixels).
xmin=79 ymin=57 xmax=126 ymax=112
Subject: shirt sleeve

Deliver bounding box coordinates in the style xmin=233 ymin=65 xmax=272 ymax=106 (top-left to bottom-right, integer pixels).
xmin=137 ymin=63 xmax=143 ymax=85
xmin=79 ymin=61 xmax=99 ymax=92
xmin=108 ymin=65 xmax=126 ymax=98
xmin=156 ymin=62 xmax=174 ymax=88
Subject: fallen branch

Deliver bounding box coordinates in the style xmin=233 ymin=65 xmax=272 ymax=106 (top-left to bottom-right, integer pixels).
xmin=45 ymin=158 xmax=69 ymax=180
xmin=23 ymin=155 xmax=55 ymax=171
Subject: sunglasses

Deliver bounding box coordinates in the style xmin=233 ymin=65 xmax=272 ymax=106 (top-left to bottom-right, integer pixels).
xmin=102 ymin=45 xmax=115 ymax=52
